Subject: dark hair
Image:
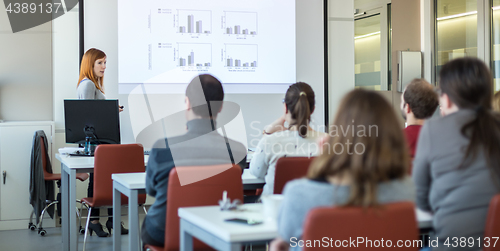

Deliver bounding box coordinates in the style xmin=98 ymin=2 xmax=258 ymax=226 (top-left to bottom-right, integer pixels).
xmin=284 ymin=82 xmax=315 ymax=138
xmin=308 ymin=89 xmax=408 ymax=207
xmin=185 ymin=74 xmax=224 ymax=118
xmin=403 ymin=78 xmax=439 ymax=119
xmin=439 ymin=57 xmax=500 ymax=178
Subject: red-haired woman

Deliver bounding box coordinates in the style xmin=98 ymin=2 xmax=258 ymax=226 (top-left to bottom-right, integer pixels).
xmin=77 ymin=48 xmax=126 ymax=237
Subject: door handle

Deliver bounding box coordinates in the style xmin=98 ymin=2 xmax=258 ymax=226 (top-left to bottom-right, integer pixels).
xmin=2 ymin=171 xmax=5 ymax=185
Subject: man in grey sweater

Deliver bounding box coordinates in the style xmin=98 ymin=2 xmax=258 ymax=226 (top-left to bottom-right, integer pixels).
xmin=141 ymin=74 xmax=247 ymax=247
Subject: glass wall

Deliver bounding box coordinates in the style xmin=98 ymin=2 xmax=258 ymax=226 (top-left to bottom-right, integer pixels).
xmin=492 ymin=0 xmax=500 ymax=91
xmin=355 ymin=14 xmax=382 ymax=90
xmin=435 ymin=0 xmax=478 ymax=80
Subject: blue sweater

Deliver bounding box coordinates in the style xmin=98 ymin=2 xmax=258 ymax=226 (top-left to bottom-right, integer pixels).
xmin=278 ymin=177 xmax=415 ymax=251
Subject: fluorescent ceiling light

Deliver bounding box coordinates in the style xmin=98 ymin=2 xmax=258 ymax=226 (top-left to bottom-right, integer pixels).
xmin=436 ymin=11 xmax=477 ymax=21
xmin=355 ymin=31 xmax=381 ymax=40
xmin=437 ymin=6 xmax=500 ymax=21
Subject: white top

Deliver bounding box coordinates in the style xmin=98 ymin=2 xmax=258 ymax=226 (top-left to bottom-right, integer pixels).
xmin=249 ymin=130 xmax=326 ymax=195
xmin=178 ymin=203 xmax=277 ymax=242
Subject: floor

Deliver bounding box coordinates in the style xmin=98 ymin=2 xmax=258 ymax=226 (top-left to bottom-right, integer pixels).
xmin=0 ymin=225 xmax=135 ymax=251
xmin=0 ymin=210 xmax=147 ymax=251
xmin=0 ymin=210 xmax=267 ymax=251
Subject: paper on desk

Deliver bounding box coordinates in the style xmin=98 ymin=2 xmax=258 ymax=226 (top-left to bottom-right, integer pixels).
xmin=59 ymin=147 xmax=84 ymax=155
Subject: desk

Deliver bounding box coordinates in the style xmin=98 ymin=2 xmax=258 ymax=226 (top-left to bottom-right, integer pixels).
xmin=178 ymin=204 xmax=434 ymax=251
xmin=56 ymin=153 xmax=264 ymax=251
xmin=179 ymin=204 xmax=275 ymax=251
xmin=56 ymin=154 xmax=149 ymax=251
xmin=112 ymin=172 xmax=147 ymax=251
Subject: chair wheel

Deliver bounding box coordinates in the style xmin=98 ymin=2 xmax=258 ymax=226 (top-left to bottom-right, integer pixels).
xmin=38 ymin=229 xmax=47 ymax=236
xmin=28 ymin=223 xmax=36 ymax=231
xmin=79 ymin=227 xmax=85 ymax=234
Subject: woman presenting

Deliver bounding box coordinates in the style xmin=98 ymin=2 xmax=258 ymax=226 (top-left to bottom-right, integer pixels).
xmin=77 ymin=48 xmax=126 ymax=237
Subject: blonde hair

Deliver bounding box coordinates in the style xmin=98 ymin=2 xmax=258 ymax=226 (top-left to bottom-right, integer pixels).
xmin=307 ymin=89 xmax=409 ymax=207
xmin=77 ymin=48 xmax=106 ymax=94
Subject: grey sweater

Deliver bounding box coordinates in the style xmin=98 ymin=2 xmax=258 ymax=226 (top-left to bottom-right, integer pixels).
xmin=77 ymin=79 xmax=105 ymax=99
xmin=413 ymin=109 xmax=500 ymax=251
xmin=278 ymin=177 xmax=415 ymax=251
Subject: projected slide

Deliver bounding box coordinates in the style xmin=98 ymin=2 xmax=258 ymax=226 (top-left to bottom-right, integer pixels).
xmin=118 ymin=0 xmax=295 ymax=93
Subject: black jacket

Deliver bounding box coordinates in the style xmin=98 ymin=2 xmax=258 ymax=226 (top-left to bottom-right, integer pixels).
xmin=29 ymin=130 xmax=55 ymax=223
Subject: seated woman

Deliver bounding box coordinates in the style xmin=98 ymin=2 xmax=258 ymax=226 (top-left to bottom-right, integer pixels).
xmin=271 ymin=89 xmax=415 ymax=251
xmin=413 ymin=57 xmax=500 ymax=250
xmin=249 ymin=82 xmax=326 ymax=195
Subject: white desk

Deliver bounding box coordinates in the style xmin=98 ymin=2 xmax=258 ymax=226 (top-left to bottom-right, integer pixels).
xmin=112 ymin=172 xmax=147 ymax=251
xmin=178 ymin=204 xmax=434 ymax=251
xmin=56 ymin=154 xmax=149 ymax=251
xmin=179 ymin=204 xmax=275 ymax=251
xmin=110 ymin=170 xmax=261 ymax=251
xmin=56 ymin=153 xmax=263 ymax=251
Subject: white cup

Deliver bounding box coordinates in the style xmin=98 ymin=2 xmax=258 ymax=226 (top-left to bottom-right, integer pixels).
xmin=261 ymin=194 xmax=284 ymax=221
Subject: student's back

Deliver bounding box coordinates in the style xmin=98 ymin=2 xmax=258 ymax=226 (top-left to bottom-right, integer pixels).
xmin=273 ymin=89 xmax=415 ymax=251
xmin=413 ymin=57 xmax=500 ymax=251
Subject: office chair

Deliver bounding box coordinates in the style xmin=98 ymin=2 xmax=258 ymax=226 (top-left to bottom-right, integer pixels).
xmin=28 ymin=133 xmax=89 ymax=236
xmin=484 ymin=194 xmax=500 ymax=251
xmin=274 ymin=157 xmax=314 ymax=194
xmin=302 ymin=202 xmax=419 ymax=251
xmin=145 ymin=164 xmax=244 ymax=251
xmin=80 ymin=144 xmax=147 ymax=250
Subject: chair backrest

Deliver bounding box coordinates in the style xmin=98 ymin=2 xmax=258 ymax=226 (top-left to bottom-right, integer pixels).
xmin=93 ymin=144 xmax=147 ymax=206
xmin=484 ymin=194 xmax=500 ymax=251
xmin=40 ymin=135 xmax=49 ymax=177
xmin=165 ymin=165 xmax=244 ymax=251
xmin=303 ymin=202 xmax=419 ymax=251
xmin=274 ymin=157 xmax=314 ymax=194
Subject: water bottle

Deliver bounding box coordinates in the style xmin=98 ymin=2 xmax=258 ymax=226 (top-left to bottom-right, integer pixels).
xmin=84 ymin=137 xmax=91 ymax=155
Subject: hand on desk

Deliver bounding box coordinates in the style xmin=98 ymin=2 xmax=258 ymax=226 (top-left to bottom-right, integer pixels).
xmin=270 ymin=237 xmax=289 ymax=251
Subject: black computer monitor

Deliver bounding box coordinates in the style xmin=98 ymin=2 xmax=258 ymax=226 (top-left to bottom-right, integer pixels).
xmin=64 ymin=100 xmax=121 ymax=145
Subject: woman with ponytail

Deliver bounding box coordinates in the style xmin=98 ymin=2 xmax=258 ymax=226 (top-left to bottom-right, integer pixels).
xmin=413 ymin=57 xmax=500 ymax=250
xmin=249 ymin=82 xmax=326 ymax=195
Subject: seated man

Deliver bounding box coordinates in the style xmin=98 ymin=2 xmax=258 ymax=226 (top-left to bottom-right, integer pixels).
xmin=142 ymin=74 xmax=247 ymax=247
xmin=400 ymin=78 xmax=439 ymax=158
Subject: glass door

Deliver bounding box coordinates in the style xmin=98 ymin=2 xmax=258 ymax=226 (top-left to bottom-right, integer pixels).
xmin=354 ymin=4 xmax=390 ymax=90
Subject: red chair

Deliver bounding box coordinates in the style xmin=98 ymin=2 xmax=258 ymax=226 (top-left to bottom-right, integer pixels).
xmin=81 ymin=144 xmax=147 ymax=250
xmin=484 ymin=195 xmax=500 ymax=251
xmin=302 ymin=202 xmax=419 ymax=250
xmin=145 ymin=164 xmax=244 ymax=251
xmin=29 ymin=134 xmax=89 ymax=236
xmin=274 ymin=157 xmax=315 ymax=194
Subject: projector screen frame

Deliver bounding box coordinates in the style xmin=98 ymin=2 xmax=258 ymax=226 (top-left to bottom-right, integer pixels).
xmin=77 ymin=0 xmax=330 ymax=127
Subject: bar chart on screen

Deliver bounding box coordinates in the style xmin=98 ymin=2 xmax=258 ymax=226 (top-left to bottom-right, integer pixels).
xmin=224 ymin=44 xmax=258 ymax=71
xmin=176 ymin=9 xmax=212 ymax=35
xmin=223 ymin=11 xmax=258 ymax=36
xmin=177 ymin=43 xmax=212 ymax=70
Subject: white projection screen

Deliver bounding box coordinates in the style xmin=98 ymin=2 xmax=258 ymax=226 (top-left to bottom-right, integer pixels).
xmin=83 ymin=0 xmax=325 ymax=148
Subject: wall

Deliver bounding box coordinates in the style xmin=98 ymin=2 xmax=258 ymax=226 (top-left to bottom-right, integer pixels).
xmin=0 ymin=3 xmax=53 ymax=121
xmin=328 ymin=0 xmax=355 ymax=122
xmin=390 ymin=0 xmax=421 ymax=124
